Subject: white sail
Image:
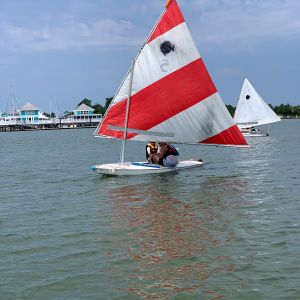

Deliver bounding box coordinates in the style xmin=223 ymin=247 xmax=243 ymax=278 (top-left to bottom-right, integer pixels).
xmin=234 ymin=78 xmax=281 ymax=128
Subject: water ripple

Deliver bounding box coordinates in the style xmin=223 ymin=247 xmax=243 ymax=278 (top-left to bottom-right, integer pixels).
xmin=0 ymin=122 xmax=299 ymax=299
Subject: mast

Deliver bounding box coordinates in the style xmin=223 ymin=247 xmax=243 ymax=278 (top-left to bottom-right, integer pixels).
xmin=120 ymin=58 xmax=136 ymax=164
xmin=5 ymin=83 xmax=20 ymax=114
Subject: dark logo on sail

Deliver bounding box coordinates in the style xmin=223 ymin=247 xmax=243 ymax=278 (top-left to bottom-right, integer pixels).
xmin=246 ymin=95 xmax=251 ymax=100
xmin=160 ymin=41 xmax=175 ymax=56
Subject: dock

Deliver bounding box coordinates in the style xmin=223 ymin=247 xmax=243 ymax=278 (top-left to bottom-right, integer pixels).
xmin=0 ymin=102 xmax=102 ymax=132
xmin=0 ymin=118 xmax=101 ymax=132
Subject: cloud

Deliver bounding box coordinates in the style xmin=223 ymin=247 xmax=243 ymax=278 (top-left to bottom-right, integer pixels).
xmin=0 ymin=0 xmax=299 ymax=53
xmin=0 ymin=18 xmax=140 ymax=52
xmin=188 ymin=0 xmax=300 ymax=48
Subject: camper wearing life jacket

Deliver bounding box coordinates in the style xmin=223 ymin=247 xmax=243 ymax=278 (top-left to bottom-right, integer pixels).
xmin=145 ymin=142 xmax=158 ymax=163
xmin=151 ymin=142 xmax=179 ymax=167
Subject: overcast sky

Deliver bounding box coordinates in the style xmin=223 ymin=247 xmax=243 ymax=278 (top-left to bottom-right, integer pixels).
xmin=0 ymin=0 xmax=299 ymax=113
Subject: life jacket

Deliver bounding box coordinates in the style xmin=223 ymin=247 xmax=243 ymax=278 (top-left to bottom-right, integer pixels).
xmin=170 ymin=144 xmax=179 ymax=156
xmin=145 ymin=143 xmax=158 ymax=159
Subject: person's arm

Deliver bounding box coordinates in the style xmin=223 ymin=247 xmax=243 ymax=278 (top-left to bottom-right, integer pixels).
xmin=155 ymin=145 xmax=167 ymax=158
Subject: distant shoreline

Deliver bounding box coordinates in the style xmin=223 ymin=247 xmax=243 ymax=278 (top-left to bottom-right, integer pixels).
xmin=1 ymin=117 xmax=299 ymax=133
xmin=0 ymin=124 xmax=97 ymax=133
xmin=279 ymin=117 xmax=300 ymax=119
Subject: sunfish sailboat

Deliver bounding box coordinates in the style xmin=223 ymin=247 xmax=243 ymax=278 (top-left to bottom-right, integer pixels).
xmin=234 ymin=78 xmax=281 ymax=137
xmin=92 ymin=0 xmax=247 ymax=176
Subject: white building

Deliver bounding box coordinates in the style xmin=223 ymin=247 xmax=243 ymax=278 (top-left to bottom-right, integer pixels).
xmin=1 ymin=102 xmax=51 ymax=125
xmin=1 ymin=102 xmax=102 ymax=128
xmin=20 ymin=102 xmax=50 ymax=124
xmin=64 ymin=103 xmax=102 ymax=123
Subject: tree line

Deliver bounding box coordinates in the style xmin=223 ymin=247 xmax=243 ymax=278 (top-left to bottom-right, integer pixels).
xmin=55 ymin=98 xmax=299 ymax=119
xmin=84 ymin=99 xmax=299 ymax=119
xmin=226 ymin=104 xmax=300 ymax=118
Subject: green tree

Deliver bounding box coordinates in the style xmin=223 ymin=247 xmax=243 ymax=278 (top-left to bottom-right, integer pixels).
xmin=226 ymin=104 xmax=235 ymax=117
xmin=293 ymin=105 xmax=300 ymax=117
xmin=44 ymin=112 xmax=56 ymax=118
xmin=78 ymin=98 xmax=92 ymax=107
xmin=104 ymin=97 xmax=113 ymax=112
xmin=93 ymin=103 xmax=105 ymax=115
xmin=222 ymin=103 xmax=300 ymax=119
xmin=277 ymin=104 xmax=292 ymax=118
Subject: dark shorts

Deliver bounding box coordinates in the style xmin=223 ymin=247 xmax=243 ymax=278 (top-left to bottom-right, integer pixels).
xmin=158 ymin=157 xmax=164 ymax=166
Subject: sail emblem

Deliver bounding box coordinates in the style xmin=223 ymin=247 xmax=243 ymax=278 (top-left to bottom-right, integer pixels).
xmin=160 ymin=41 xmax=175 ymax=56
xmin=246 ymin=95 xmax=251 ymax=100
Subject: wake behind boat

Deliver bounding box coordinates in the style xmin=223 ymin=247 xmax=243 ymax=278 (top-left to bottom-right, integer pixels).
xmin=234 ymin=78 xmax=281 ymax=137
xmin=91 ymin=0 xmax=248 ymax=176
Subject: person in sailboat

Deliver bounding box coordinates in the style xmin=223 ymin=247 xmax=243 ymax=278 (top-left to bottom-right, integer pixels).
xmin=150 ymin=142 xmax=179 ymax=167
xmin=250 ymin=126 xmax=260 ymax=134
xmin=145 ymin=141 xmax=158 ymax=163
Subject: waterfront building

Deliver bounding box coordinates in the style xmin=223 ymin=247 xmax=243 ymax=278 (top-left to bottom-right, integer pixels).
xmin=0 ymin=102 xmax=50 ymax=125
xmin=1 ymin=102 xmax=102 ymax=130
xmin=64 ymin=103 xmax=102 ymax=123
xmin=0 ymin=111 xmax=20 ymax=125
xmin=20 ymin=102 xmax=50 ymax=124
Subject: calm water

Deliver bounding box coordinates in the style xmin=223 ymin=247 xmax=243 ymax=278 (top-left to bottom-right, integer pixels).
xmin=0 ymin=120 xmax=299 ymax=300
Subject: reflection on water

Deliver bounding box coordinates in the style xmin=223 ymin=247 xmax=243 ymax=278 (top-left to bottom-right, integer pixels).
xmin=100 ymin=175 xmax=249 ymax=299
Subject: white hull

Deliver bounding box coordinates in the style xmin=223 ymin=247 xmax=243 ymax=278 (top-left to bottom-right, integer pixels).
xmin=91 ymin=160 xmax=204 ymax=176
xmin=242 ymin=132 xmax=268 ymax=137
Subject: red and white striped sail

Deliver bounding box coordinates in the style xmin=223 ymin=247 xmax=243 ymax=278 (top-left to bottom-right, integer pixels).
xmin=94 ymin=0 xmax=247 ymax=147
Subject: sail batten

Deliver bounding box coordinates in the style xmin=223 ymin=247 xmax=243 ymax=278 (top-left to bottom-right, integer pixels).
xmin=95 ymin=0 xmax=247 ymax=147
xmin=108 ymin=125 xmax=175 ymax=138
